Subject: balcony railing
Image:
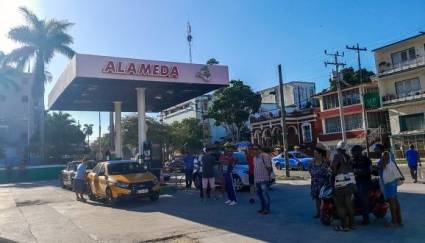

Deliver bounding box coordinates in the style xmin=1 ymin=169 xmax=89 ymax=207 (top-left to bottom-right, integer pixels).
xmin=378 ymin=56 xmax=425 ymax=76
xmin=382 ymin=88 xmax=425 ymax=106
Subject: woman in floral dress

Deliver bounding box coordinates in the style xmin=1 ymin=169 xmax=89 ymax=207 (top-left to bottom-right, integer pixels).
xmin=309 ymin=143 xmax=329 ymax=218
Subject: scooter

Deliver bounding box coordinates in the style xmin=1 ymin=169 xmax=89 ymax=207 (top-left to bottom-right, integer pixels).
xmin=319 ymin=171 xmax=388 ymax=226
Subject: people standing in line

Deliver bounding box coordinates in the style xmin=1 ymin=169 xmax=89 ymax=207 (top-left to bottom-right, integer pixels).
xmin=309 ymin=143 xmax=329 ymax=218
xmin=73 ymin=159 xmax=88 ymax=202
xmin=183 ymin=151 xmax=195 ymax=189
xmin=252 ymin=145 xmax=273 ymax=215
xmin=201 ymin=147 xmax=216 ymax=200
xmin=219 ymin=143 xmax=238 ymax=206
xmin=377 ymin=151 xmax=403 ymax=227
xmin=246 ymin=146 xmax=256 ymax=204
xmin=331 ymin=141 xmax=356 ymax=231
xmin=350 ymin=145 xmax=372 ymax=225
xmin=405 ymin=144 xmax=421 ymax=183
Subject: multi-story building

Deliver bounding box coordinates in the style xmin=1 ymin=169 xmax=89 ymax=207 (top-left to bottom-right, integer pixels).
xmin=373 ymin=32 xmax=425 ymax=157
xmin=314 ymin=82 xmax=390 ymax=149
xmin=249 ymin=82 xmax=319 ymax=154
xmin=159 ymin=94 xmax=227 ymax=144
xmin=0 ymin=73 xmax=37 ymax=165
xmin=257 ymin=81 xmax=316 ymax=109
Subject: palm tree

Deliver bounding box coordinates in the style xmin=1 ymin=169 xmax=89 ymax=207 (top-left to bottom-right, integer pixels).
xmin=83 ymin=124 xmax=94 ymax=145
xmin=7 ymin=7 xmax=75 ymax=159
xmin=0 ymin=51 xmax=21 ymax=90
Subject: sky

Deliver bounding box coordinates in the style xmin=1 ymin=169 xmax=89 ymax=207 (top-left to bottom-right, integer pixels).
xmin=1 ymin=0 xmax=425 ymax=138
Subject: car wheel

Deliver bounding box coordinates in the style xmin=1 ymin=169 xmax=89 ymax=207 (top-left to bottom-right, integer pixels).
xmin=88 ymin=183 xmax=96 ymax=201
xmin=233 ymin=175 xmax=244 ymax=192
xmin=105 ymin=188 xmax=116 ymax=206
xmin=150 ymin=191 xmax=160 ymax=201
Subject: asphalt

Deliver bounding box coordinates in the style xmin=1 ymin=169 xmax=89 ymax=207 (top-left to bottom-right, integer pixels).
xmin=0 ymin=178 xmax=424 ymax=243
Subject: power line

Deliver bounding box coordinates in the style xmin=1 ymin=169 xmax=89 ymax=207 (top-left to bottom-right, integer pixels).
xmin=346 ymin=43 xmax=369 ymax=154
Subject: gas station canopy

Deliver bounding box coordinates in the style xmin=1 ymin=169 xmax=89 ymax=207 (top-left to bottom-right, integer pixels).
xmin=48 ymin=54 xmax=229 ymax=112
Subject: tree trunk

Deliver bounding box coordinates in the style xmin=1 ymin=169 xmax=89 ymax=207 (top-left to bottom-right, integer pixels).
xmin=34 ymin=53 xmax=46 ymax=161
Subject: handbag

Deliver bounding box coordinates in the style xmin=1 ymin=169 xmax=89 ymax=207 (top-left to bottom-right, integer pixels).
xmin=382 ymin=160 xmax=404 ymax=185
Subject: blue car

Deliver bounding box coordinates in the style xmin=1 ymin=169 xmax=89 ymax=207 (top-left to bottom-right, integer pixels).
xmin=272 ymin=151 xmax=313 ymax=171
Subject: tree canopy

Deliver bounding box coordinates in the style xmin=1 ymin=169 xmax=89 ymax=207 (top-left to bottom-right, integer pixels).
xmin=206 ymin=80 xmax=261 ymax=142
xmin=330 ymin=67 xmax=375 ymax=87
xmin=42 ymin=112 xmax=86 ymax=162
xmin=206 ymin=58 xmax=219 ymax=65
xmin=0 ymin=51 xmax=21 ymax=90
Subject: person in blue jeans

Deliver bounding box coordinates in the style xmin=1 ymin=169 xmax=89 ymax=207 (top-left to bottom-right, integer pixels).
xmin=183 ymin=151 xmax=194 ymax=189
xmin=252 ymin=145 xmax=272 ymax=215
xmin=219 ymin=143 xmax=237 ymax=206
xmin=405 ymin=144 xmax=421 ymax=183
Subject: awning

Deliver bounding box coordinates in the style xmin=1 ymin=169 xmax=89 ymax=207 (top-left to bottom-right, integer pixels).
xmin=48 ymin=54 xmax=229 ymax=112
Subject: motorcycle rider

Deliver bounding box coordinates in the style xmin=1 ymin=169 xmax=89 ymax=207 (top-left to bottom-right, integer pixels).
xmin=350 ymin=145 xmax=372 ymax=225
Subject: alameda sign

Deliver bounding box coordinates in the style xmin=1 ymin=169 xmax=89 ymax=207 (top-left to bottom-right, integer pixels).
xmin=102 ymin=60 xmax=179 ymax=79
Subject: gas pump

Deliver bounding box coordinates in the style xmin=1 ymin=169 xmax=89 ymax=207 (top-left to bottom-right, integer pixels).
xmin=136 ymin=141 xmax=162 ymax=180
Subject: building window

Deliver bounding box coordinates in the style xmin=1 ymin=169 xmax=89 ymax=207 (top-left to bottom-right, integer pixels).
xmin=301 ymin=123 xmax=312 ymax=143
xmin=400 ymin=113 xmax=424 ymax=132
xmin=391 ymin=47 xmax=416 ymax=65
xmin=342 ymin=89 xmax=360 ymax=106
xmin=325 ymin=117 xmax=341 ymax=133
xmin=345 ymin=113 xmax=363 ymax=130
xmin=323 ymin=93 xmax=339 ymax=110
xmin=395 ymin=78 xmax=421 ymax=97
xmin=325 ymin=113 xmax=363 ymax=134
xmin=22 ymin=95 xmax=29 ymax=103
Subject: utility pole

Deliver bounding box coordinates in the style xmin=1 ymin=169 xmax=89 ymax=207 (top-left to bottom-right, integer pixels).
xmin=278 ymin=65 xmax=290 ymax=177
xmin=346 ymin=43 xmax=369 ymax=154
xmin=324 ymin=50 xmax=347 ymax=143
xmin=187 ymin=22 xmax=193 ymax=63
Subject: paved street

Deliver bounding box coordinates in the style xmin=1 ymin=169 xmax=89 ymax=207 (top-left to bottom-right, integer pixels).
xmin=0 ymin=179 xmax=424 ymax=243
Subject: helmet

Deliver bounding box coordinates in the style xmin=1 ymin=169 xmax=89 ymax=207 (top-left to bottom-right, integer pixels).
xmin=373 ymin=143 xmax=383 ymax=153
xmin=336 ymin=141 xmax=347 ymax=150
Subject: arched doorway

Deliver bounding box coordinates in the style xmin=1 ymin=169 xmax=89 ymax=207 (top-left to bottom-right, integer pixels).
xmin=262 ymin=128 xmax=272 ymax=148
xmin=271 ymin=126 xmax=282 ymax=147
xmin=287 ymin=126 xmax=299 ymax=150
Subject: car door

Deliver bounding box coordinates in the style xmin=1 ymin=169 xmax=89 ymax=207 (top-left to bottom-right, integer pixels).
xmin=288 ymin=154 xmax=298 ymax=168
xmin=95 ymin=164 xmax=108 ymax=197
xmin=65 ymin=163 xmax=74 ymax=186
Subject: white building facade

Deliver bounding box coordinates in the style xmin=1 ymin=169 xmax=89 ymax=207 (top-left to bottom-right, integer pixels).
xmin=160 ymin=94 xmax=227 ymax=144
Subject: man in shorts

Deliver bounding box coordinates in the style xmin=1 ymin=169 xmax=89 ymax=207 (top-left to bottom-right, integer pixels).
xmin=201 ymin=147 xmax=216 ymax=199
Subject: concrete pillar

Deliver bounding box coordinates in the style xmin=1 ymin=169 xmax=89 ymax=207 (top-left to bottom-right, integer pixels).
xmin=114 ymin=101 xmax=122 ymax=158
xmin=137 ymin=88 xmax=146 ymax=154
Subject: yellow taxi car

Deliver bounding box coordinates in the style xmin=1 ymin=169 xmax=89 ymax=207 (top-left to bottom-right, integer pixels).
xmin=86 ymin=160 xmax=160 ymax=206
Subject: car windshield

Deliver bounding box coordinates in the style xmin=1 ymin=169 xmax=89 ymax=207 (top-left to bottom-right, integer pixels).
xmin=108 ymin=162 xmax=145 ymax=175
xmin=292 ymin=152 xmax=308 ymax=159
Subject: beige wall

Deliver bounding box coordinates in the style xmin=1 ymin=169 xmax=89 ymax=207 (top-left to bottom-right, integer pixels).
xmin=379 ymin=68 xmax=425 ymax=96
xmin=388 ymin=103 xmax=425 ymax=134
xmin=374 ymin=35 xmax=425 ymax=69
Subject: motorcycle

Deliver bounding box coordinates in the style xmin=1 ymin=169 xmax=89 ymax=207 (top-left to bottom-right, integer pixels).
xmin=319 ymin=170 xmax=388 ymax=226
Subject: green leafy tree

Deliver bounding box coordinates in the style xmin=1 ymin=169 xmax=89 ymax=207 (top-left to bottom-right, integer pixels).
xmin=43 ymin=112 xmax=85 ymax=162
xmin=169 ymin=118 xmax=203 ymax=153
xmin=330 ymin=67 xmax=375 ymax=87
xmin=206 ymin=58 xmax=219 ymax=65
xmin=7 ymin=7 xmax=75 ymax=159
xmin=207 ymin=80 xmax=261 ymax=142
xmin=82 ymin=124 xmax=94 ymax=145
